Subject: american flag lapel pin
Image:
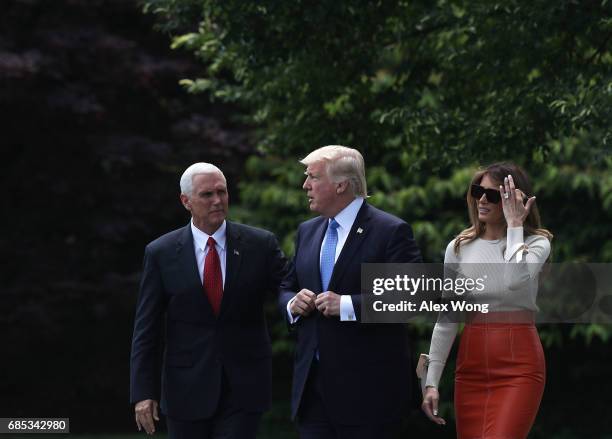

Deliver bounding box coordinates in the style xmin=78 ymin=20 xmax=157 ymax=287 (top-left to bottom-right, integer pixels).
xmin=357 ymin=227 xmax=363 ymax=234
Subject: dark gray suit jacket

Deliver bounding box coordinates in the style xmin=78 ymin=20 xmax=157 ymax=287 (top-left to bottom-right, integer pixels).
xmin=130 ymin=221 xmax=286 ymax=420
xmin=279 ymin=202 xmax=422 ymax=424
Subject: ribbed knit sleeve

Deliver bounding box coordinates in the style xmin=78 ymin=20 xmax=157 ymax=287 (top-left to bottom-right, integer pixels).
xmin=425 ymin=240 xmax=460 ymax=388
xmin=503 ymin=227 xmax=551 ymax=291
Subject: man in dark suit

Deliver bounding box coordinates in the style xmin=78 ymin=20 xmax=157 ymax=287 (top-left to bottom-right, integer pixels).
xmin=130 ymin=163 xmax=286 ymax=439
xmin=279 ymin=145 xmax=422 ymax=439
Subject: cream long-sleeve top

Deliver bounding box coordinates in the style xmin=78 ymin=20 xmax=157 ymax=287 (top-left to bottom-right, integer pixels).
xmin=425 ymin=226 xmax=551 ymax=388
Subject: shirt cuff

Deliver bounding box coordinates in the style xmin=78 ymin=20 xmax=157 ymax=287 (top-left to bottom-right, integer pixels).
xmin=286 ymin=297 xmax=300 ymax=324
xmin=340 ymin=295 xmax=357 ymax=321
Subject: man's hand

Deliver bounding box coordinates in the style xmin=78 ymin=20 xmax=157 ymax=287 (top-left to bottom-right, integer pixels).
xmin=135 ymin=399 xmax=160 ymax=435
xmin=315 ymin=291 xmax=341 ymax=317
xmin=290 ymin=289 xmax=317 ymax=317
xmin=421 ymin=387 xmax=446 ymax=425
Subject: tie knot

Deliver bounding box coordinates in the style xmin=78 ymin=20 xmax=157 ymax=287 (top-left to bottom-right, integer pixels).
xmin=329 ymin=218 xmax=339 ymax=230
xmin=207 ymin=237 xmax=217 ymax=248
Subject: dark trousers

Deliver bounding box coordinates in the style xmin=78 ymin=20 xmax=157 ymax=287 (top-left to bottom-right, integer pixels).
xmin=166 ymin=370 xmax=262 ymax=439
xmin=297 ymin=361 xmax=400 ymax=439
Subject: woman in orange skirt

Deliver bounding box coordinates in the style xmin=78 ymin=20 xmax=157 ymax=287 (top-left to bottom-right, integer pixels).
xmin=421 ymin=162 xmax=552 ymax=438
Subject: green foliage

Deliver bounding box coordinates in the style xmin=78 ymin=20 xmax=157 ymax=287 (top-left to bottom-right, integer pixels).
xmin=145 ymin=0 xmax=611 ymax=163
xmin=144 ymin=0 xmax=612 ymax=345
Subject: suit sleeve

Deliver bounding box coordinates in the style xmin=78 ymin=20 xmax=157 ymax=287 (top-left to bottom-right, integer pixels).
xmin=266 ymin=231 xmax=289 ymax=297
xmin=279 ymin=227 xmax=301 ymax=326
xmin=350 ymin=221 xmax=422 ymax=320
xmin=130 ymin=245 xmax=164 ymax=404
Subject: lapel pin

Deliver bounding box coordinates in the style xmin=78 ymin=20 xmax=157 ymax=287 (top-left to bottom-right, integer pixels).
xmin=357 ymin=227 xmax=363 ymax=234
xmin=234 ymin=249 xmax=240 ymax=256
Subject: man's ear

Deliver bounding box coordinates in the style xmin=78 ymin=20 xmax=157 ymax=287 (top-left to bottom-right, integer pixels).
xmin=179 ymin=194 xmax=191 ymax=211
xmin=336 ymin=180 xmax=349 ymax=195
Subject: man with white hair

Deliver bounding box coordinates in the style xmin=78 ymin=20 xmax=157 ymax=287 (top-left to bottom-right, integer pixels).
xmin=280 ymin=146 xmax=422 ymax=439
xmin=130 ymin=163 xmax=286 ymax=439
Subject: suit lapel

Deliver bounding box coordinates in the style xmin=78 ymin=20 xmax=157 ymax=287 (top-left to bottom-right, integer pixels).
xmin=175 ymin=225 xmax=216 ymax=317
xmin=219 ymin=221 xmax=242 ymax=317
xmin=305 ymin=218 xmax=328 ymax=293
xmin=328 ymin=202 xmax=371 ymax=291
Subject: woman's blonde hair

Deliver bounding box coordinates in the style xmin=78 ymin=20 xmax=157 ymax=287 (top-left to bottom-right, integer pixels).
xmin=454 ymin=162 xmax=553 ymax=255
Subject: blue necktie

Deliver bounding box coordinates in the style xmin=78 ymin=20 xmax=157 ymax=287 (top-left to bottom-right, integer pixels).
xmin=320 ymin=218 xmax=339 ymax=291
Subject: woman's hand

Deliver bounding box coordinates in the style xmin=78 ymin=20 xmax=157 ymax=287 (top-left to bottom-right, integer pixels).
xmin=500 ymin=174 xmax=536 ymax=228
xmin=421 ymin=386 xmax=446 ymax=425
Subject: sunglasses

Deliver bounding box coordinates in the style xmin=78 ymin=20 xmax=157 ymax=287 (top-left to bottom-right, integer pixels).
xmin=470 ymin=184 xmax=502 ymax=204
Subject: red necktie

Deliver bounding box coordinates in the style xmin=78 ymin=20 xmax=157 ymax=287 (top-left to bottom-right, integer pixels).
xmin=203 ymin=237 xmax=223 ymax=315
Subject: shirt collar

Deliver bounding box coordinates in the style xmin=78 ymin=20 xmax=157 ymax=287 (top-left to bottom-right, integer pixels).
xmin=331 ymin=197 xmax=364 ymax=231
xmin=191 ymin=219 xmax=227 ymax=251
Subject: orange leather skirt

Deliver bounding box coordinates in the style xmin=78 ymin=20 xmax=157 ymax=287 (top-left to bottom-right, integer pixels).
xmin=455 ymin=313 xmax=545 ymax=439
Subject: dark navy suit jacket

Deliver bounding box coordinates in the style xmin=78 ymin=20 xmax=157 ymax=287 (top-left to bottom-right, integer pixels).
xmin=279 ymin=202 xmax=422 ymax=425
xmin=130 ymin=221 xmax=286 ymax=420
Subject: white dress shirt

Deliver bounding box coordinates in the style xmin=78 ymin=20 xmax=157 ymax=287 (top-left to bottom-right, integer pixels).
xmin=191 ymin=219 xmax=227 ymax=287
xmin=287 ymin=197 xmax=364 ymax=323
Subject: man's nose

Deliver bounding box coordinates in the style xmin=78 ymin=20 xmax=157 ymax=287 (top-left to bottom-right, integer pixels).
xmin=302 ymin=178 xmax=309 ymax=190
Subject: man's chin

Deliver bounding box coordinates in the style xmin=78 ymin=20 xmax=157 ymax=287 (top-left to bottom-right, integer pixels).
xmin=208 ymin=215 xmax=226 ymax=228
xmin=213 ymin=217 xmax=226 ymax=226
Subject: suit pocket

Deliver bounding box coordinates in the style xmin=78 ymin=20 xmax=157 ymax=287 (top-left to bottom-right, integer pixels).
xmin=166 ymin=352 xmax=193 ymax=368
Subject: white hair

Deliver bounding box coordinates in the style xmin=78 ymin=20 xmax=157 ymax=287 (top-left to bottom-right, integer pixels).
xmin=179 ymin=162 xmax=226 ymax=196
xmin=300 ymin=145 xmax=367 ymax=197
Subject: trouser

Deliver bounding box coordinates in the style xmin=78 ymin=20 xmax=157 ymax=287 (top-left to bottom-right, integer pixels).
xmin=167 ymin=370 xmax=262 ymax=439
xmin=297 ymin=360 xmax=400 ymax=439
